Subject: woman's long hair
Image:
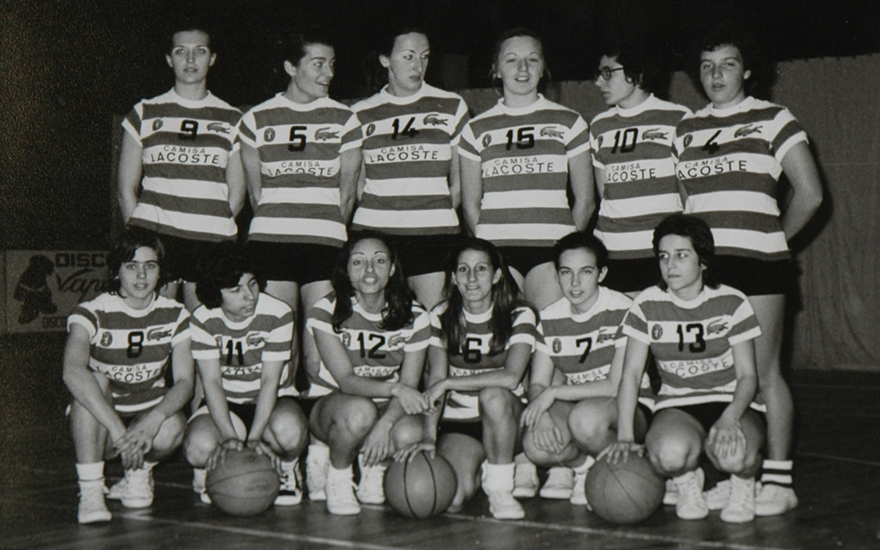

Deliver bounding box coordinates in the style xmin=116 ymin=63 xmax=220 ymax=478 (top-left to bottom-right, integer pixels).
xmin=439 ymin=238 xmax=530 ymax=356
xmin=330 ymin=231 xmax=414 ymax=332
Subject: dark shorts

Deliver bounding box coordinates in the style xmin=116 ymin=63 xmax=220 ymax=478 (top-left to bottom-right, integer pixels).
xmin=248 ymin=241 xmax=340 ymax=285
xmin=381 ymin=233 xmax=462 ymax=278
xmin=603 ymin=257 xmax=661 ymax=295
xmin=227 ymin=402 xmax=257 ymax=431
xmin=635 ymin=401 xmax=654 ymax=425
xmin=712 ymin=256 xmax=797 ymax=296
xmin=499 ymin=246 xmax=555 ymax=277
xmin=439 ymin=419 xmax=483 ymax=443
xmin=150 ymin=232 xmax=225 ymax=284
xmin=668 ymin=401 xmax=766 ymax=433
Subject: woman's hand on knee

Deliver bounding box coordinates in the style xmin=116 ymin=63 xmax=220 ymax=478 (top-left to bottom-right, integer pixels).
xmin=707 ymin=416 xmax=746 ymax=460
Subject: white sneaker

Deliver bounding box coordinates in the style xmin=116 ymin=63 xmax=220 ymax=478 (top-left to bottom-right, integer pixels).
xmin=356 ymin=455 xmax=386 ymax=505
xmin=108 ymin=467 xmax=154 ymax=508
xmin=570 ymin=468 xmax=589 ymax=507
xmin=512 ymin=460 xmax=538 ymax=498
xmin=663 ymin=478 xmax=678 ymax=506
xmin=192 ymin=468 xmax=211 ymax=504
xmin=325 ymin=468 xmax=361 ymax=516
xmin=306 ymin=446 xmax=329 ymax=502
xmin=720 ymin=475 xmax=756 ymax=523
xmin=705 ymin=479 xmax=732 ymax=511
xmin=539 ymin=467 xmax=574 ymax=499
xmin=77 ymin=482 xmax=112 ymax=524
xmin=755 ymin=483 xmax=798 ymax=516
xmin=487 ymin=489 xmax=525 ymax=520
xmin=275 ymin=460 xmax=303 ymax=506
xmin=673 ymin=468 xmax=708 ymax=520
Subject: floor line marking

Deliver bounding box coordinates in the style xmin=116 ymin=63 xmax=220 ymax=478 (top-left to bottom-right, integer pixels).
xmin=443 ymin=512 xmax=790 ymax=550
xmin=797 ymin=452 xmax=880 ymax=467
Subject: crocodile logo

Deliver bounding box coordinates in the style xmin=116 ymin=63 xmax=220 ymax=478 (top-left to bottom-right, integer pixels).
xmin=314 ymin=127 xmax=339 ymax=141
xmin=706 ymin=319 xmax=729 ymax=335
xmin=246 ymin=332 xmax=267 ymax=347
xmin=734 ymin=124 xmax=763 ymax=138
xmin=540 ymin=126 xmax=564 ymax=139
xmin=641 ymin=128 xmax=667 ymax=141
xmin=207 ymin=122 xmax=229 ymax=134
xmin=147 ymin=328 xmax=172 ymax=341
xmin=423 ymin=114 xmax=448 ymax=126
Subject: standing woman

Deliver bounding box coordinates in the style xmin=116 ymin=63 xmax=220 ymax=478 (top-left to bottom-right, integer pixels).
xmin=238 ymin=28 xmax=363 ymax=388
xmin=674 ymin=24 xmax=823 ymax=516
xmin=409 ymin=238 xmax=539 ymax=520
xmin=118 ymin=26 xmax=244 ymax=312
xmin=306 ymin=232 xmax=431 ymax=516
xmin=459 ymin=28 xmax=595 ymax=310
xmin=351 ymin=28 xmax=470 ymax=311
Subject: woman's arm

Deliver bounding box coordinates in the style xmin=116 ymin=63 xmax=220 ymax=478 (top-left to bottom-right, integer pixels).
xmin=427 ymin=341 xmax=532 ymax=403
xmin=226 ymin=149 xmax=247 ymax=217
xmin=117 ymin=132 xmax=144 ymax=222
xmin=599 ymin=337 xmax=649 ymax=463
xmin=568 ymin=150 xmax=596 ymax=231
xmin=708 ymin=340 xmax=759 ymax=458
xmin=339 ymin=148 xmax=362 ymax=222
xmin=449 ymin=148 xmax=462 ymax=210
xmin=240 ymin=142 xmax=263 ymax=212
xmin=779 ymin=141 xmax=823 ymax=240
xmin=460 ymin=156 xmax=483 ymax=236
xmin=199 ymin=357 xmax=238 ymax=442
xmin=537 ymin=342 xmax=626 ymax=404
xmin=247 ymin=360 xmax=284 ymax=443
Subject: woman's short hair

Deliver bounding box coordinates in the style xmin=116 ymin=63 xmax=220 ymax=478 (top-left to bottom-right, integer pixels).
xmin=652 ymin=214 xmax=718 ymax=289
xmin=106 ymin=228 xmax=168 ymax=292
xmin=196 ymin=244 xmax=264 ymax=309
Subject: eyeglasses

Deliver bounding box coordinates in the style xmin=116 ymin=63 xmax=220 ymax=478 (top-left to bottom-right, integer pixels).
xmin=595 ymin=67 xmax=624 ymax=81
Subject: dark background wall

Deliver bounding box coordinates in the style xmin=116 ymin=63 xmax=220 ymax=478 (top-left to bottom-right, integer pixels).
xmin=2 ymin=0 xmax=878 ymax=251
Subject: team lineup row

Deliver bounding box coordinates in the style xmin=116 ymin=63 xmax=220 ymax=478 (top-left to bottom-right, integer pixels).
xmin=75 ymin=20 xmax=822 ymax=526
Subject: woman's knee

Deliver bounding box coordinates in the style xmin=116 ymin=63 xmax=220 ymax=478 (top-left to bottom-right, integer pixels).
xmin=478 ymin=387 xmax=516 ymax=420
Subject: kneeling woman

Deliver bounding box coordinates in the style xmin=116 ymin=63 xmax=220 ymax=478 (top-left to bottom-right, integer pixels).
xmin=306 ymin=232 xmax=431 ymax=515
xmin=413 ymin=238 xmax=539 ymax=520
xmin=604 ymin=214 xmax=765 ymax=524
xmin=183 ymin=246 xmax=308 ymax=506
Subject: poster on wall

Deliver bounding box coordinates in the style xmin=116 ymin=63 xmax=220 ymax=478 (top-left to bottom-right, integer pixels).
xmin=4 ymin=251 xmax=109 ymax=334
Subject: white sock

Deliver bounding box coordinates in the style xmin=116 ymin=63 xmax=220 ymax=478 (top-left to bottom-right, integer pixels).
xmin=482 ymin=462 xmax=515 ymax=493
xmin=572 ymin=456 xmax=595 ymax=474
xmin=309 ymin=443 xmax=330 ymax=462
xmin=193 ymin=468 xmax=207 ymax=491
xmin=76 ymin=461 xmax=105 ymax=483
xmin=327 ymin=464 xmax=354 ymax=481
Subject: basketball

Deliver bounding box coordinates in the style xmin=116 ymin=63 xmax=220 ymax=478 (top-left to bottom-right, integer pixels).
xmin=383 ymin=452 xmax=457 ymax=519
xmin=585 ymin=455 xmax=664 ymax=524
xmin=206 ymin=448 xmax=280 ymax=516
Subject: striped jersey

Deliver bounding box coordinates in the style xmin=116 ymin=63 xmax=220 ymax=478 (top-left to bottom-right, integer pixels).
xmin=351 ymin=84 xmax=469 ymax=235
xmin=622 ymin=284 xmax=762 ymax=410
xmin=190 ymin=293 xmax=295 ymax=404
xmin=238 ymin=94 xmax=363 ymax=247
xmin=458 ymin=95 xmax=591 ymax=247
xmin=67 ymin=292 xmax=190 ymax=414
xmin=590 ymin=95 xmax=691 ymax=259
xmin=123 ymin=89 xmax=242 ymax=242
xmin=674 ymin=97 xmax=808 ymax=260
xmin=429 ymin=303 xmax=538 ymax=421
xmin=306 ymin=292 xmax=431 ymax=400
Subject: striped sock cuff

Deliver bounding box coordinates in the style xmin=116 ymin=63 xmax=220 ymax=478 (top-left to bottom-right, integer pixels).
xmin=760 ymin=459 xmax=793 ymax=487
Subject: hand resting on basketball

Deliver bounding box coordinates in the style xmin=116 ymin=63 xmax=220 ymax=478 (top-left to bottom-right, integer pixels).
xmin=206 ymin=438 xmax=280 ymax=474
xmin=597 ymin=440 xmax=645 ymax=465
xmin=393 ymin=440 xmax=437 ymax=463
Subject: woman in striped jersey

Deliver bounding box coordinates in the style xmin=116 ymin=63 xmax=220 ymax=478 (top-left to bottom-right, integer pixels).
xmin=604 ymin=214 xmax=765 ymax=524
xmin=351 ymin=28 xmax=470 ymax=311
xmin=306 ymin=232 xmax=431 ymax=516
xmin=674 ymin=24 xmax=823 ymax=516
xmin=63 ymin=229 xmax=193 ymax=524
xmin=118 ymin=26 xmax=244 ymax=311
xmin=520 ymin=232 xmax=650 ymax=507
xmin=238 ymin=27 xmax=363 ymax=392
xmin=590 ymin=39 xmax=691 ymax=296
xmin=183 ymin=246 xmax=308 ymax=507
xmin=402 ymin=238 xmax=538 ymax=520
xmin=459 ymin=28 xmax=595 ymax=310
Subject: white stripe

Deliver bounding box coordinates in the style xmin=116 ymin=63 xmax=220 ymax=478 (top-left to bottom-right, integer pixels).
xmin=363 ymin=176 xmax=450 ymax=196
xmin=602 ymin=157 xmax=677 ymax=181
xmin=481 ymin=153 xmax=567 ymax=173
xmin=476 ymin=223 xmax=574 ymax=242
xmin=114 ymin=395 xmax=164 ymax=413
xmin=353 ymin=208 xmax=459 ymax=229
xmin=249 ymin=218 xmax=346 ymax=240
xmin=712 ymin=228 xmax=788 ymax=254
xmin=260 ymin=186 xmax=340 ymax=206
xmin=686 ymin=191 xmax=781 ymax=216
xmin=594 ymin=229 xmax=656 ymax=252
xmin=141 ymin=177 xmax=229 ymax=201
xmin=481 ymin=190 xmax=568 ymax=210
xmin=677 ymin=152 xmax=780 ymax=180
xmin=262 ymin=158 xmax=340 ymax=176
xmin=600 ymin=193 xmax=682 ymax=219
xmin=363 ymin=143 xmax=451 ymax=162
xmin=130 ymin=205 xmax=237 ymax=236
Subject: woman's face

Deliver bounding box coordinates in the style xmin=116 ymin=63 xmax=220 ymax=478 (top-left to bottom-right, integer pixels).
xmin=381 ymin=32 xmax=430 ymax=96
xmin=658 ymin=234 xmax=705 ymax=300
xmin=348 ymin=238 xmax=394 ymax=297
xmin=118 ymin=246 xmax=160 ymax=307
xmin=453 ymin=248 xmax=501 ymax=307
xmin=220 ymin=273 xmax=260 ymax=322
xmin=285 ymin=42 xmax=335 ymax=103
xmin=495 ymin=35 xmax=545 ymax=99
xmin=594 ymin=55 xmax=639 ymax=108
xmin=166 ymin=30 xmax=215 ymax=86
xmin=556 ymin=248 xmax=607 ymax=314
xmin=700 ymin=44 xmax=750 ymax=109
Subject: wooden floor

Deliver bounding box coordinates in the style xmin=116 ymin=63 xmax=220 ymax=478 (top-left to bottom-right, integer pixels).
xmin=3 ymin=333 xmax=880 ymax=550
